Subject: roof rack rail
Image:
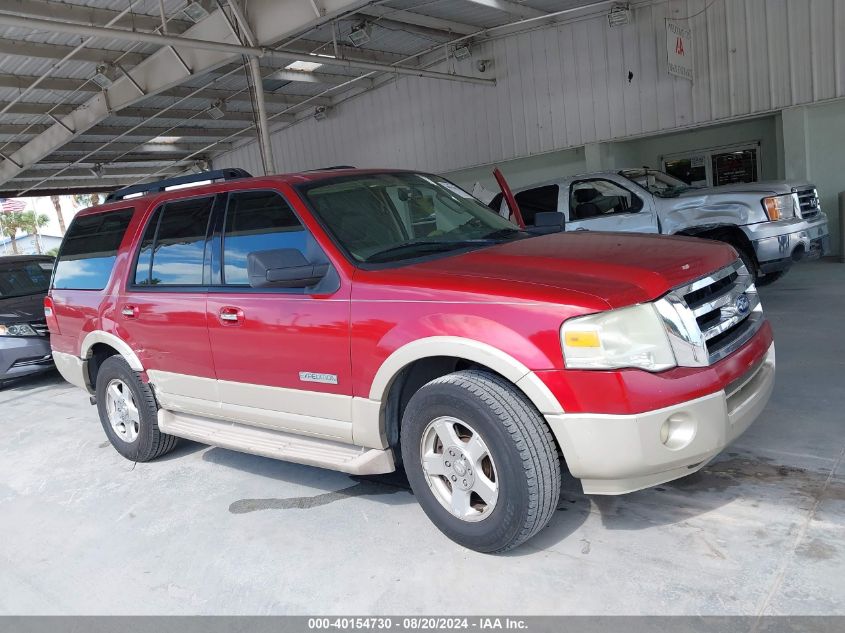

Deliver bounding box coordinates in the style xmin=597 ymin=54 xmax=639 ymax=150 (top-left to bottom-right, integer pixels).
xmin=105 ymin=168 xmax=252 ymax=202
xmin=307 ymin=165 xmax=356 ymax=171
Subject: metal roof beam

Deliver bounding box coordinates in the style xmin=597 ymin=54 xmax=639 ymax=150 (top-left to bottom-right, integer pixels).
xmin=264 ymin=69 xmax=372 ymax=87
xmin=0 ymin=0 xmax=191 ymax=34
xmin=4 ymin=141 xmax=231 ymax=155
xmin=0 ymin=102 xmax=294 ymax=123
xmin=0 ymin=75 xmax=332 ymax=108
xmin=10 ymin=167 xmax=186 ymax=181
xmin=0 ymin=39 xmax=147 ymax=65
xmin=358 ymin=7 xmax=478 ymax=37
xmin=463 ymin=0 xmax=548 ymax=19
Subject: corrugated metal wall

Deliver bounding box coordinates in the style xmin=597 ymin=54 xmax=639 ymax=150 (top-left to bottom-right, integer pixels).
xmin=217 ymin=0 xmax=845 ymax=174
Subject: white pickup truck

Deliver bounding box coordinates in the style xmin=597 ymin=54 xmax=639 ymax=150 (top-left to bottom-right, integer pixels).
xmin=490 ymin=168 xmax=830 ymax=285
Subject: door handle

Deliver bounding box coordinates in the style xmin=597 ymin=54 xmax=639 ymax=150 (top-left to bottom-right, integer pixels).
xmin=218 ymin=306 xmax=244 ymax=326
xmin=121 ymin=305 xmax=139 ymax=318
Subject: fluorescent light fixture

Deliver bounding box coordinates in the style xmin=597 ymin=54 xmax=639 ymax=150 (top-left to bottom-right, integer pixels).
xmin=608 ymin=3 xmax=632 ymax=27
xmin=91 ymin=64 xmax=113 ymax=89
xmin=314 ymin=105 xmax=330 ymax=121
xmin=182 ymin=1 xmax=210 ymax=22
xmin=452 ymin=45 xmax=471 ymax=61
xmin=348 ymin=23 xmax=371 ymax=47
xmin=150 ymin=136 xmax=182 ymax=144
xmin=285 ymin=60 xmax=323 ymax=72
xmin=207 ymin=99 xmax=225 ymax=120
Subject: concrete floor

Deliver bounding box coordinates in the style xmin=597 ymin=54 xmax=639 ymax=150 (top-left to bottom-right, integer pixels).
xmin=1 ymin=261 xmax=843 ymax=615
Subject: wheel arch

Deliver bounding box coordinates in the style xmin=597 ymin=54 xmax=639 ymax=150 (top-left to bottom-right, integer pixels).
xmin=358 ymin=337 xmax=564 ymax=458
xmin=80 ymin=330 xmax=144 ymax=372
xmin=80 ymin=331 xmax=144 ymax=390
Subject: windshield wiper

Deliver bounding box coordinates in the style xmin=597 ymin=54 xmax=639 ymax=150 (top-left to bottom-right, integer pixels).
xmin=481 ymin=227 xmax=524 ymax=240
xmin=364 ymin=239 xmax=496 ymax=263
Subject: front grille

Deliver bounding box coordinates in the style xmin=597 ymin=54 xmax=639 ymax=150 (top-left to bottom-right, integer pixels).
xmin=30 ymin=320 xmax=49 ymax=337
xmin=656 ymin=260 xmax=765 ymax=367
xmin=681 ymin=262 xmax=760 ymax=364
xmin=11 ymin=354 xmax=53 ymax=368
xmin=794 ymin=187 xmax=820 ymax=219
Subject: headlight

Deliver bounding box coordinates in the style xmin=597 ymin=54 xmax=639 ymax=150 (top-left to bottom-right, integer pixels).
xmin=0 ymin=323 xmax=38 ymax=337
xmin=762 ymin=194 xmax=797 ymax=221
xmin=561 ymin=304 xmax=676 ymax=371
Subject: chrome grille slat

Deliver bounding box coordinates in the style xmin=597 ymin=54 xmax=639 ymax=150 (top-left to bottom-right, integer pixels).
xmin=690 ymin=280 xmax=749 ymax=317
xmin=701 ymin=293 xmax=761 ymax=341
xmin=793 ymin=187 xmax=820 ymax=219
xmin=655 ymin=259 xmax=764 ymax=367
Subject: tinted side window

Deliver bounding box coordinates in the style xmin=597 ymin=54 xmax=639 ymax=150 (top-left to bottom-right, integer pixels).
xmin=221 ymin=191 xmax=309 ymax=285
xmin=53 ymin=209 xmax=134 ymax=290
xmin=514 ymin=185 xmax=559 ymax=226
xmin=133 ymin=197 xmax=213 ymax=286
xmin=570 ymin=180 xmax=642 ymax=220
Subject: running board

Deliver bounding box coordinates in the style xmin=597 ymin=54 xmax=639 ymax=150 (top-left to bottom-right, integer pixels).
xmin=158 ymin=410 xmax=395 ymax=475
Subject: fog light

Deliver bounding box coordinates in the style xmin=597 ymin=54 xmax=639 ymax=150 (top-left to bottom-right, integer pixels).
xmin=659 ymin=413 xmax=696 ymax=450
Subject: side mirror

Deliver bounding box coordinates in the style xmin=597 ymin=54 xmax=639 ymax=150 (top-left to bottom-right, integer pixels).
xmin=529 ymin=212 xmax=565 ymax=234
xmin=247 ymin=249 xmax=329 ymax=289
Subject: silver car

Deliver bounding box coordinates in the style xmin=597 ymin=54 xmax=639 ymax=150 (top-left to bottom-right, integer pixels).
xmin=0 ymin=256 xmax=54 ymax=387
xmin=494 ymin=168 xmax=830 ymax=285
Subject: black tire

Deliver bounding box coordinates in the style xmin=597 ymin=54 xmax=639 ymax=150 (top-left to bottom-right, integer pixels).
xmin=401 ymin=370 xmax=561 ymax=553
xmin=727 ymin=243 xmax=757 ymax=280
xmin=95 ymin=355 xmax=178 ymax=462
xmin=755 ymin=269 xmax=787 ymax=287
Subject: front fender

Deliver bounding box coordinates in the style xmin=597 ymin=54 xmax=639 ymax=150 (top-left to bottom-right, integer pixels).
xmin=657 ymin=196 xmax=765 ymax=234
xmin=364 ymin=311 xmax=566 ymax=416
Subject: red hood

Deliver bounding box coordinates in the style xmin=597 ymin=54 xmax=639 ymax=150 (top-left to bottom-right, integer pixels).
xmin=357 ymin=232 xmax=738 ymax=309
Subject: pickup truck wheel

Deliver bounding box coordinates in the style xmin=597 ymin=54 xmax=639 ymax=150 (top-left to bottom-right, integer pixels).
xmin=401 ymin=370 xmax=560 ymax=553
xmin=95 ymin=355 xmax=178 ymax=462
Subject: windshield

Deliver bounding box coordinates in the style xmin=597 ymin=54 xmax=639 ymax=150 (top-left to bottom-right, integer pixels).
xmin=300 ymin=173 xmax=524 ymax=264
xmin=0 ymin=260 xmax=53 ymax=299
xmin=620 ymin=169 xmax=696 ymax=198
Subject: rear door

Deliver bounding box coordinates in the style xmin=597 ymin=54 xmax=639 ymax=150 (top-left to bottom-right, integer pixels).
xmin=205 ymin=189 xmax=352 ymax=442
xmin=565 ymin=177 xmax=658 ymax=233
xmin=119 ymin=195 xmax=218 ymax=415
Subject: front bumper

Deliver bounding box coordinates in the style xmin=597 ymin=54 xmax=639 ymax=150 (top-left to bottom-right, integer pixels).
xmin=0 ymin=335 xmax=54 ymax=381
xmin=545 ymin=342 xmax=775 ymax=495
xmin=745 ymin=213 xmax=830 ymax=273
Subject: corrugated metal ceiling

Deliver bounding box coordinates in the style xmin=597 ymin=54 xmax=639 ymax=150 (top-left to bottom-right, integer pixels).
xmin=0 ymin=0 xmax=607 ymax=194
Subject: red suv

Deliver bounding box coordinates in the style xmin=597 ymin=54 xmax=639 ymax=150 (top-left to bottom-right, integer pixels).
xmin=48 ymin=168 xmax=775 ymax=552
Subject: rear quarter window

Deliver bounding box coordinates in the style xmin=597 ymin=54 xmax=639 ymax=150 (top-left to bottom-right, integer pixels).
xmin=52 ymin=209 xmax=134 ymax=290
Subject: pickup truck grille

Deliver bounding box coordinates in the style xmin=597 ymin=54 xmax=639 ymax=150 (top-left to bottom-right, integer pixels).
xmin=655 ymin=260 xmax=765 ymax=367
xmin=30 ymin=320 xmax=49 ymax=337
xmin=794 ymin=187 xmax=821 ymax=219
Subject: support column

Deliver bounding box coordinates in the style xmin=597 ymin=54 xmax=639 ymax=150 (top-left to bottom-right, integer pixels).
xmin=781 ymin=106 xmax=810 ymax=181
xmin=246 ymin=56 xmax=276 ymax=176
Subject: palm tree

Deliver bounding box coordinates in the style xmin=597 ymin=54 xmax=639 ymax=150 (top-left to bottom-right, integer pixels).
xmin=72 ymin=193 xmax=101 ymax=209
xmin=21 ymin=211 xmax=50 ymax=254
xmin=50 ymin=195 xmax=67 ymax=235
xmin=1 ymin=212 xmax=24 ymax=254
xmin=0 ymin=210 xmax=49 ymax=254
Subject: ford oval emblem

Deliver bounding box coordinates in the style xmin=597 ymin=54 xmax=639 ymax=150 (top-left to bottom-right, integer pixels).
xmin=735 ymin=294 xmax=751 ymax=315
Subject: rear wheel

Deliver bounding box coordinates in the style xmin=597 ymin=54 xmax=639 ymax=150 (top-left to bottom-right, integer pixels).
xmin=95 ymin=356 xmax=178 ymax=462
xmin=401 ymin=370 xmax=560 ymax=553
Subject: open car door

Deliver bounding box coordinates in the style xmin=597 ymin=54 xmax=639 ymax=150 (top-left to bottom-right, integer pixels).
xmin=492 ymin=167 xmax=525 ymax=229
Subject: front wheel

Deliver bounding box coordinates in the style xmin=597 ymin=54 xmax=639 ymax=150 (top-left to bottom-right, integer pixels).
xmin=401 ymin=370 xmax=561 ymax=553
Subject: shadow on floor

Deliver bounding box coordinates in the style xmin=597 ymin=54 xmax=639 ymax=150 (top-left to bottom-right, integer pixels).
xmin=202 ymin=446 xmax=416 ymax=514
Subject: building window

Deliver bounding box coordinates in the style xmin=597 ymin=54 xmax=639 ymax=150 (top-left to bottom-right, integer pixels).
xmin=662 ymin=142 xmax=761 ymax=188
